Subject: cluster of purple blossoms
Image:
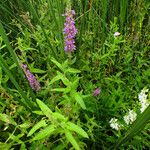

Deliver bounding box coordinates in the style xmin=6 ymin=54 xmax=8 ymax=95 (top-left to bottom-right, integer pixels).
xmin=21 ymin=64 xmax=41 ymax=92
xmin=63 ymin=9 xmax=77 ymax=52
xmin=93 ymin=88 xmax=101 ymax=96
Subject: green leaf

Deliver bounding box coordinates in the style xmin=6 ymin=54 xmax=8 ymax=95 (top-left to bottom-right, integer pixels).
xmin=73 ymin=92 xmax=86 ymax=110
xmin=0 ymin=142 xmax=12 ymax=150
xmin=30 ymin=68 xmax=46 ymax=74
xmin=66 ymin=122 xmax=89 ymax=138
xmin=49 ymin=74 xmax=61 ymax=85
xmin=53 ymin=112 xmax=67 ymax=121
xmin=19 ymin=121 xmax=31 ymax=129
xmin=57 ymin=72 xmax=70 ymax=86
xmin=65 ymin=130 xmax=80 ymax=150
xmin=31 ymin=125 xmax=55 ymax=141
xmin=33 ymin=111 xmax=44 ymax=115
xmin=51 ymin=87 xmax=71 ymax=93
xmin=36 ymin=99 xmax=52 ymax=120
xmin=51 ymin=58 xmax=64 ymax=71
xmin=27 ymin=120 xmax=47 ymax=137
xmin=66 ymin=68 xmax=81 ymax=74
xmin=71 ymin=78 xmax=80 ymax=90
xmin=0 ymin=113 xmax=17 ymax=126
xmin=9 ymin=63 xmax=17 ymax=70
xmin=0 ymin=67 xmax=2 ymax=84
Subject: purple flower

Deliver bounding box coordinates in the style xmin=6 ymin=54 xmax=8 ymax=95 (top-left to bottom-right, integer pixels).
xmin=63 ymin=9 xmax=77 ymax=52
xmin=21 ymin=64 xmax=41 ymax=92
xmin=93 ymin=88 xmax=101 ymax=96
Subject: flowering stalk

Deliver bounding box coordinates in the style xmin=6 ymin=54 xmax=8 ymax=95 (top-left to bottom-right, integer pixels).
xmin=63 ymin=9 xmax=77 ymax=53
xmin=21 ymin=64 xmax=41 ymax=92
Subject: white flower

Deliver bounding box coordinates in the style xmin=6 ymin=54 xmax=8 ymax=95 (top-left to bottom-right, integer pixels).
xmin=138 ymin=88 xmax=148 ymax=103
xmin=124 ymin=110 xmax=137 ymax=125
xmin=140 ymin=101 xmax=149 ymax=113
xmin=109 ymin=118 xmax=121 ymax=130
xmin=138 ymin=88 xmax=149 ymax=113
xmin=114 ymin=32 xmax=121 ymax=37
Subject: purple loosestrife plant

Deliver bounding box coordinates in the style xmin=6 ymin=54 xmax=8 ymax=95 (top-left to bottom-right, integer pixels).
xmin=21 ymin=64 xmax=41 ymax=92
xmin=63 ymin=9 xmax=77 ymax=53
xmin=93 ymin=88 xmax=101 ymax=96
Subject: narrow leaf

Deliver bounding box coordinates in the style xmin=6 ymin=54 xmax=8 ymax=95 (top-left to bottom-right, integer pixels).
xmin=66 ymin=68 xmax=81 ymax=74
xmin=73 ymin=92 xmax=86 ymax=109
xmin=51 ymin=87 xmax=71 ymax=93
xmin=29 ymin=68 xmax=46 ymax=74
xmin=49 ymin=75 xmax=61 ymax=85
xmin=31 ymin=125 xmax=55 ymax=141
xmin=27 ymin=120 xmax=47 ymax=137
xmin=51 ymin=58 xmax=64 ymax=71
xmin=65 ymin=130 xmax=80 ymax=150
xmin=36 ymin=99 xmax=52 ymax=120
xmin=53 ymin=112 xmax=66 ymax=121
xmin=67 ymin=122 xmax=89 ymax=138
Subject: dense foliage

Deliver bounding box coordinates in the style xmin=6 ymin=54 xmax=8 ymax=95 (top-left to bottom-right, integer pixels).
xmin=0 ymin=0 xmax=150 ymax=149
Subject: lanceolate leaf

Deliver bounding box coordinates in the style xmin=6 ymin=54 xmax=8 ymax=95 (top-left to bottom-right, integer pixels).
xmin=73 ymin=92 xmax=86 ymax=110
xmin=51 ymin=58 xmax=64 ymax=71
xmin=66 ymin=68 xmax=81 ymax=74
xmin=115 ymin=105 xmax=150 ymax=148
xmin=65 ymin=130 xmax=80 ymax=150
xmin=66 ymin=122 xmax=89 ymax=138
xmin=49 ymin=75 xmax=61 ymax=85
xmin=27 ymin=120 xmax=47 ymax=137
xmin=31 ymin=124 xmax=55 ymax=141
xmin=36 ymin=99 xmax=52 ymax=120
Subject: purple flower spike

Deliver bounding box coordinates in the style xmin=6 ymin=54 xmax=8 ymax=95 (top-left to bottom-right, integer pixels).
xmin=63 ymin=9 xmax=77 ymax=52
xmin=21 ymin=64 xmax=41 ymax=92
xmin=93 ymin=88 xmax=101 ymax=96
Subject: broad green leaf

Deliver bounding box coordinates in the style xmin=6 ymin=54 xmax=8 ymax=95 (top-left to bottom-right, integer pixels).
xmin=115 ymin=105 xmax=150 ymax=148
xmin=0 ymin=113 xmax=17 ymax=125
xmin=73 ymin=92 xmax=86 ymax=110
xmin=27 ymin=120 xmax=47 ymax=137
xmin=66 ymin=122 xmax=89 ymax=138
xmin=65 ymin=130 xmax=80 ymax=150
xmin=36 ymin=99 xmax=52 ymax=120
xmin=31 ymin=125 xmax=55 ymax=141
xmin=66 ymin=68 xmax=81 ymax=74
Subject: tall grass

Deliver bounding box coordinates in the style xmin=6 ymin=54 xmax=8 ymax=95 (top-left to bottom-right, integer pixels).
xmin=0 ymin=0 xmax=149 ymax=149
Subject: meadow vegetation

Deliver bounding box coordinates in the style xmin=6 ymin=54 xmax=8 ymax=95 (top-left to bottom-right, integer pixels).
xmin=0 ymin=0 xmax=150 ymax=149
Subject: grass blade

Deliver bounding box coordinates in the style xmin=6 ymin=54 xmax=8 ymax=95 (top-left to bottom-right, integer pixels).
xmin=0 ymin=55 xmax=33 ymax=111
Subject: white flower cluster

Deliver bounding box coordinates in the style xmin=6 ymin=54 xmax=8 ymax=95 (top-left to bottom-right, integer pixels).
xmin=123 ymin=109 xmax=137 ymax=125
xmin=109 ymin=88 xmax=149 ymax=130
xmin=138 ymin=88 xmax=149 ymax=113
xmin=109 ymin=118 xmax=121 ymax=130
